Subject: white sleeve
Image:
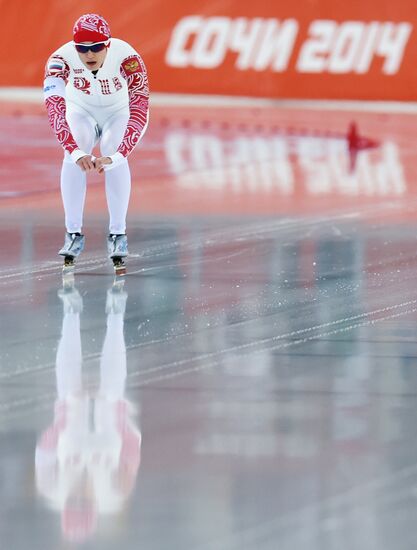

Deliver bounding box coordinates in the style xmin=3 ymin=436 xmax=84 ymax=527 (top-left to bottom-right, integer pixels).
xmin=43 ymin=76 xmax=66 ymax=100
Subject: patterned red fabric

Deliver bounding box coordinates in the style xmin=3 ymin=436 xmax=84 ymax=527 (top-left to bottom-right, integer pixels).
xmin=73 ymin=13 xmax=111 ymax=43
xmin=45 ymin=96 xmax=78 ymax=154
xmin=118 ymin=55 xmax=149 ymax=158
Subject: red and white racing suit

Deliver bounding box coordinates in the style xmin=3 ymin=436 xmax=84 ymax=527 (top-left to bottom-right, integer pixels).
xmin=44 ymin=39 xmax=149 ymax=234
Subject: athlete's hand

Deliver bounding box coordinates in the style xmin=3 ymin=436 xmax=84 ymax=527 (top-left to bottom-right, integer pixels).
xmin=76 ymin=155 xmax=96 ymax=172
xmin=95 ymin=156 xmax=112 ymax=174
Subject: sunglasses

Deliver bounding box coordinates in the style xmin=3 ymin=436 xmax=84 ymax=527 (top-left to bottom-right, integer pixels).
xmin=74 ymin=41 xmax=108 ymax=53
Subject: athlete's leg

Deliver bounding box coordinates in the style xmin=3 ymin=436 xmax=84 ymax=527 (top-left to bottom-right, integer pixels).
xmin=61 ymin=107 xmax=97 ymax=233
xmin=100 ymin=112 xmax=131 ymax=235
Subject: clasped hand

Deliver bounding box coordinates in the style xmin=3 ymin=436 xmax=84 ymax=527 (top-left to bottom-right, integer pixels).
xmin=76 ymin=155 xmax=112 ymax=174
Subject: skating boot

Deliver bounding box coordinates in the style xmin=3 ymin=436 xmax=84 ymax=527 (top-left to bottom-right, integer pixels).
xmin=59 ymin=232 xmax=85 ymax=273
xmin=107 ymin=234 xmax=128 ymax=275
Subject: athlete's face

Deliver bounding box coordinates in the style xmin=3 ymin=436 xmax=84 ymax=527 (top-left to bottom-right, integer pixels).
xmin=75 ymin=42 xmax=108 ymax=71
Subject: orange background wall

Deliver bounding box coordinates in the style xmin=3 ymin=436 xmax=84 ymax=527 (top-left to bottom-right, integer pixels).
xmin=1 ymin=0 xmax=416 ymax=100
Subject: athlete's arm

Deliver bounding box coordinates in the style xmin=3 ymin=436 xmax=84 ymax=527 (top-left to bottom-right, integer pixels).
xmin=113 ymin=53 xmax=150 ymax=163
xmin=43 ymin=55 xmax=89 ymax=164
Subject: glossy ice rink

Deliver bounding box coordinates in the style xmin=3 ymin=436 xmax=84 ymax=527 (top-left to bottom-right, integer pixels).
xmin=2 ymin=98 xmax=417 ymax=549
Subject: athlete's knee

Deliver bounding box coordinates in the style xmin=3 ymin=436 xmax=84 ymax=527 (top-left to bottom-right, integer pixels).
xmin=67 ymin=116 xmax=96 ymax=153
xmin=75 ymin=131 xmax=95 ymax=153
xmin=99 ymin=139 xmax=120 ymax=157
xmin=100 ymin=114 xmax=129 ymax=156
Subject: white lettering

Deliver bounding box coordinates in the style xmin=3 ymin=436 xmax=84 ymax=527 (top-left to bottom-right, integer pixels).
xmin=296 ymin=20 xmax=337 ymax=73
xmin=376 ymin=22 xmax=412 ymax=74
xmin=165 ymin=16 xmax=203 ymax=68
xmin=328 ymin=22 xmax=364 ymax=73
xmin=166 ymin=17 xmax=412 ymax=76
xmin=375 ymin=142 xmax=406 ymax=194
xmin=191 ymin=17 xmax=230 ymax=69
xmin=229 ymin=17 xmax=263 ymax=70
xmin=355 ymin=22 xmax=380 ymax=74
xmin=190 ymin=134 xmax=225 ymax=172
xmin=165 ymin=130 xmax=406 ymax=199
xmin=296 ymin=20 xmax=412 ymax=75
xmin=165 ymin=16 xmax=299 ymax=72
xmin=252 ymin=19 xmax=299 ymax=71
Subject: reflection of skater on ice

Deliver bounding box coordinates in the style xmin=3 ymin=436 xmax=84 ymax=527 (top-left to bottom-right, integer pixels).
xmin=35 ymin=281 xmax=141 ymax=543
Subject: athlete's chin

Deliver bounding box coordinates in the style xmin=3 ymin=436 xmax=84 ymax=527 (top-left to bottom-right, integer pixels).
xmin=85 ymin=61 xmax=98 ymax=70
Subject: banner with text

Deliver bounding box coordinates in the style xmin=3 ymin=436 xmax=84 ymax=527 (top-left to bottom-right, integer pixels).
xmin=1 ymin=0 xmax=416 ymax=100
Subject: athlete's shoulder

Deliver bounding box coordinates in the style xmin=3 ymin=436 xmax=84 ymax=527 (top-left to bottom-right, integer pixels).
xmin=110 ymin=38 xmax=140 ymax=57
xmin=49 ymin=41 xmax=74 ymax=61
xmin=45 ymin=43 xmax=75 ymax=79
xmin=110 ymin=39 xmax=146 ymax=78
xmin=46 ymin=42 xmax=76 ymax=72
